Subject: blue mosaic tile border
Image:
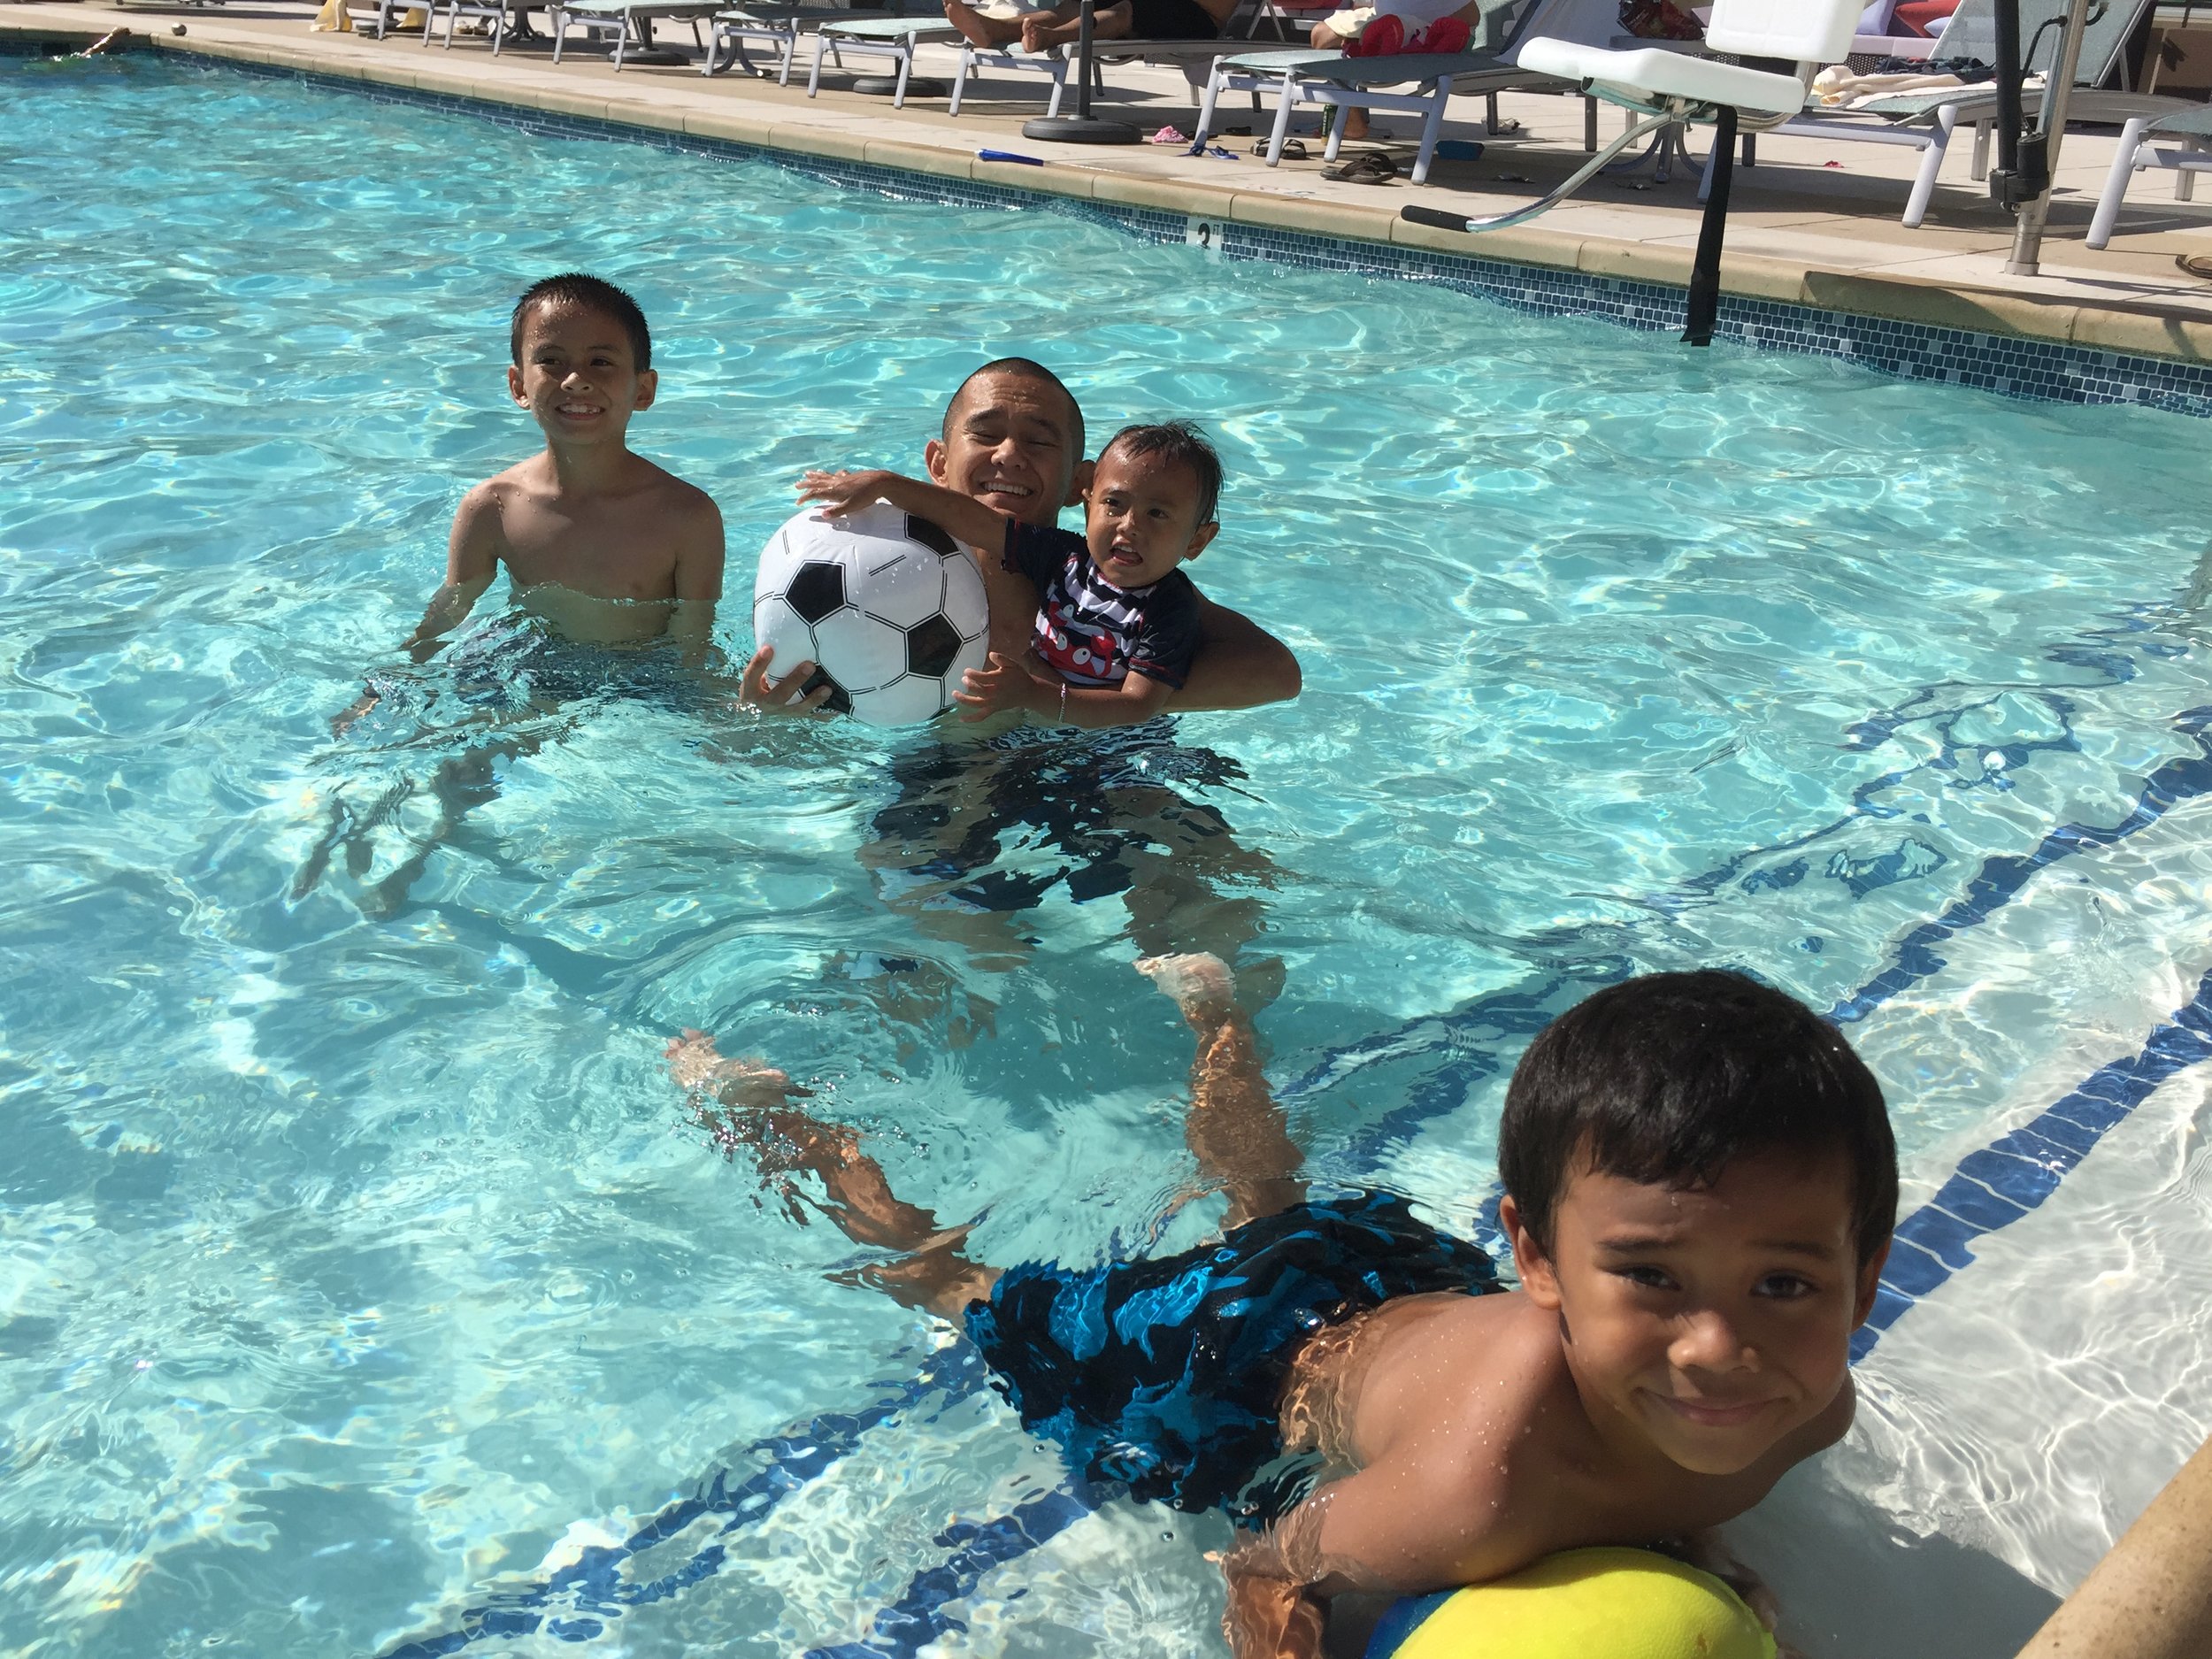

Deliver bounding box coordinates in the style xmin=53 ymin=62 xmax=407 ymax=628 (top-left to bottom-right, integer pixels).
xmin=178 ymin=47 xmax=2212 ymax=418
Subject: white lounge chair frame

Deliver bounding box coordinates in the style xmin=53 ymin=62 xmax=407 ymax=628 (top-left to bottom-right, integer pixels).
xmin=2088 ymin=108 xmax=2212 ymax=248
xmin=807 ymin=15 xmax=964 ymax=104
xmin=548 ymin=0 xmax=719 ymax=65
xmin=703 ymin=3 xmax=882 ymax=79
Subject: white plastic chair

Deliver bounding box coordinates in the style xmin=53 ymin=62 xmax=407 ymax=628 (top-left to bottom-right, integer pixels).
xmin=1405 ymin=0 xmax=1859 ymax=343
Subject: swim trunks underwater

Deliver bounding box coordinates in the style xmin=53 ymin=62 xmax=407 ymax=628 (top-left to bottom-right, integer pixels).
xmin=963 ymin=1189 xmax=1501 ymax=1521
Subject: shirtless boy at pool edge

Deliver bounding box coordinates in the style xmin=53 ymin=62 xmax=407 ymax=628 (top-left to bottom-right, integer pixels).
xmin=740 ymin=357 xmax=1299 ymax=718
xmin=668 ymin=964 xmax=1894 ymax=1655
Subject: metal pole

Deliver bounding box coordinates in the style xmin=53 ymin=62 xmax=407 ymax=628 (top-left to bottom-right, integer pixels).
xmin=1022 ymin=0 xmax=1140 ymax=142
xmin=2008 ymin=0 xmax=2095 ymax=273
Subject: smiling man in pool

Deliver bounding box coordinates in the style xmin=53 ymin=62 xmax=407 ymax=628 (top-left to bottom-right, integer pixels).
xmin=669 ymin=965 xmax=1896 ymax=1656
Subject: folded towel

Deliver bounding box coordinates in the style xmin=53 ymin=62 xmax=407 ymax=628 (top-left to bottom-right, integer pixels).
xmin=1810 ymin=64 xmax=2042 ymax=108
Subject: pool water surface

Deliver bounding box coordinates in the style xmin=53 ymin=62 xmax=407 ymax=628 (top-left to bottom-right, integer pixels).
xmin=4 ymin=50 xmax=2212 ymax=1657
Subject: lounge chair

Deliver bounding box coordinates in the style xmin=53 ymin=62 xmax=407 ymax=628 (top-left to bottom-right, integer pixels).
xmin=1777 ymin=0 xmax=2161 ymax=228
xmin=703 ymin=4 xmax=889 ymax=79
xmin=2088 ymin=104 xmax=2212 ymax=248
xmin=424 ymin=0 xmax=535 ymax=50
xmin=547 ymin=0 xmax=722 ymax=63
xmin=357 ymin=0 xmax=435 ymax=41
xmin=806 ymin=14 xmax=965 ymax=104
xmin=939 ymin=0 xmax=1302 ymax=118
xmin=1193 ymin=0 xmax=1575 ymax=184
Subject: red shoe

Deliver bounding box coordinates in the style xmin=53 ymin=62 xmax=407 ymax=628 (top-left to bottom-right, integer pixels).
xmin=1349 ymin=12 xmax=1402 ymax=56
xmin=1405 ymin=14 xmax=1467 ymax=52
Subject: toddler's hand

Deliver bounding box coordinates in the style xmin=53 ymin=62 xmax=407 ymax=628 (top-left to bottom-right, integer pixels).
xmin=952 ymin=652 xmax=1047 ymax=722
xmin=796 ymin=468 xmax=895 ymax=518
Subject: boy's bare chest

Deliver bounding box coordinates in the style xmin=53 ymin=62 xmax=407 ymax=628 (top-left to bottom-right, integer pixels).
xmin=499 ymin=495 xmax=680 ymax=601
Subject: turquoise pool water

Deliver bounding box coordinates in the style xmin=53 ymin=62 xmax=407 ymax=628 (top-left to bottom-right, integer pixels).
xmin=7 ymin=49 xmax=2212 ymax=1657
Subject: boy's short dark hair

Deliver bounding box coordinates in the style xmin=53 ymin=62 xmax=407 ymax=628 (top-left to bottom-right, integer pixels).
xmin=510 ymin=273 xmax=651 ymax=371
xmin=1101 ymin=419 xmax=1223 ymax=526
xmin=944 ymin=357 xmax=1084 ymax=452
xmin=1499 ymin=970 xmax=1897 ymax=1266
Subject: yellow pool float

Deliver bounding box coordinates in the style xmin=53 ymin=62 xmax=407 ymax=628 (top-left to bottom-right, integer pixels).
xmin=1365 ymin=1548 xmax=1776 ymax=1659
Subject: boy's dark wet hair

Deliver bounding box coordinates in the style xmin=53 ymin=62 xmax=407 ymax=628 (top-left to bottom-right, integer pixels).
xmin=944 ymin=357 xmax=1084 ymax=452
xmin=510 ymin=273 xmax=651 ymax=371
xmin=1499 ymin=970 xmax=1897 ymax=1266
xmin=1101 ymin=419 xmax=1223 ymax=527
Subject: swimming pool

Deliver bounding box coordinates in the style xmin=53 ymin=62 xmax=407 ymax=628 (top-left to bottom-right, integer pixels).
xmin=4 ymin=46 xmax=2212 ymax=1657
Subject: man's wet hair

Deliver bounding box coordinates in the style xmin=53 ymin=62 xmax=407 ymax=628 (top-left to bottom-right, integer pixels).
xmin=943 ymin=357 xmax=1084 ymax=453
xmin=1499 ymin=970 xmax=1897 ymax=1266
xmin=510 ymin=273 xmax=652 ymax=372
xmin=1100 ymin=419 xmax=1223 ymax=526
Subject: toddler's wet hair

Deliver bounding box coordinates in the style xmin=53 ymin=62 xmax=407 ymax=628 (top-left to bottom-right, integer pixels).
xmin=1499 ymin=970 xmax=1897 ymax=1265
xmin=1102 ymin=420 xmax=1223 ymax=526
xmin=510 ymin=273 xmax=651 ymax=371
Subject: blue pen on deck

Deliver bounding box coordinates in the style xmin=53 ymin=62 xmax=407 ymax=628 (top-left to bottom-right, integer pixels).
xmin=978 ymin=149 xmax=1045 ymax=165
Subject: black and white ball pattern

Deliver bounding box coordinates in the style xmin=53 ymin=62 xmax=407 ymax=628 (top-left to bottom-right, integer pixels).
xmin=752 ymin=504 xmax=991 ymax=726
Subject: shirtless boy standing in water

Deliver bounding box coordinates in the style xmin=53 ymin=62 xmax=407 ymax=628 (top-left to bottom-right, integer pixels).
xmin=668 ymin=966 xmax=1894 ymax=1655
xmin=316 ymin=274 xmax=721 ymax=910
xmin=405 ymin=272 xmax=724 ymax=664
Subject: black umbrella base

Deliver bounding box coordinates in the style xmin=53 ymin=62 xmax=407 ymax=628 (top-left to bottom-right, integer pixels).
xmin=611 ymin=46 xmax=688 ymax=64
xmin=853 ymin=74 xmax=949 ymax=96
xmin=1021 ymin=113 xmax=1141 ymax=144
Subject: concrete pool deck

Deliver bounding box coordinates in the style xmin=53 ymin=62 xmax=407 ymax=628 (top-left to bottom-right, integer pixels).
xmin=14 ymin=0 xmax=2212 ymax=365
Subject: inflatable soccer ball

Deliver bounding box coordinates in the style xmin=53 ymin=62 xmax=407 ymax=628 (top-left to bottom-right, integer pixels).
xmin=752 ymin=503 xmax=991 ymax=726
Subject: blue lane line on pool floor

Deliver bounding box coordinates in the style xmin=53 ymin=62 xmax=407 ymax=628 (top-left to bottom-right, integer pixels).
xmin=376 ymin=1345 xmax=988 ymax=1658
xmin=1852 ymin=960 xmax=2212 ymax=1362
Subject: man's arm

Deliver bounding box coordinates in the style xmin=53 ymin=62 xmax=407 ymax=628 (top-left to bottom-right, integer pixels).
xmin=795 ymin=469 xmax=1015 ymax=560
xmin=669 ymin=491 xmax=726 ymax=670
xmin=1173 ymin=595 xmax=1301 ymax=712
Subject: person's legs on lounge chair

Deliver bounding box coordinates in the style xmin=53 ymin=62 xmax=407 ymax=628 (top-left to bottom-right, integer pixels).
xmin=1018 ymin=0 xmax=1230 ymax=50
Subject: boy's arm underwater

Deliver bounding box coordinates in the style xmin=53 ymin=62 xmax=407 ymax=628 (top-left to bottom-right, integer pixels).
xmin=329 ymin=481 xmax=503 ymax=733
xmin=665 ymin=489 xmax=726 ymax=671
xmin=404 ymin=480 xmax=505 ymax=662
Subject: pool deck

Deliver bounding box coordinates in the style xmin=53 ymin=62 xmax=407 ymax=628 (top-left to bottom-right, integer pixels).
xmin=16 ymin=0 xmax=2212 ymax=364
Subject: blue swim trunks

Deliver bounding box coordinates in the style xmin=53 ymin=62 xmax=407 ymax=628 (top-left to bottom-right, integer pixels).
xmin=963 ymin=1190 xmax=1500 ymax=1523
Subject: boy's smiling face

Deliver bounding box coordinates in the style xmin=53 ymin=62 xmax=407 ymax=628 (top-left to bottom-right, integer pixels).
xmin=1508 ymin=1149 xmax=1885 ymax=1479
xmin=508 ymin=300 xmax=656 ymax=448
xmin=1082 ymin=446 xmax=1217 ymax=591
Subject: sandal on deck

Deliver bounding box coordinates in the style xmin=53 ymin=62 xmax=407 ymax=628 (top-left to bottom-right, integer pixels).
xmin=1322 ymin=151 xmax=1397 ymax=184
